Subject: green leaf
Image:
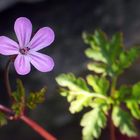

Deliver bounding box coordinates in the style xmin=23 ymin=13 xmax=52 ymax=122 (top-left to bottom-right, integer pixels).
xmin=59 ymin=88 xmax=69 ymax=97
xmin=56 ymin=73 xmax=93 ymax=113
xmin=82 ymin=32 xmax=95 ymax=48
xmin=89 ymin=98 xmax=110 ymax=113
xmin=0 ymin=112 xmax=7 ymax=126
xmin=119 ymin=48 xmax=138 ymax=70
xmin=80 ymin=107 xmax=107 ymax=140
xmin=113 ymin=85 xmax=132 ymax=101
xmin=132 ymin=82 xmax=140 ymax=99
xmin=87 ymin=62 xmax=106 ymax=74
xmin=112 ymin=106 xmax=137 ymax=137
xmin=126 ymin=101 xmax=140 ymax=120
xmin=86 ymin=75 xmax=109 ymax=95
xmin=56 ymin=73 xmax=90 ymax=92
xmin=12 ymin=79 xmax=25 ymax=116
xmin=26 ymin=87 xmax=46 ymax=109
xmin=84 ymin=30 xmax=109 ymax=64
xmin=69 ymin=93 xmax=92 ymax=113
xmin=12 ymin=79 xmax=25 ymax=102
xmin=83 ymin=30 xmax=139 ymax=77
xmin=110 ymin=32 xmax=123 ymax=61
xmin=56 ymin=73 xmax=109 ymax=113
xmin=85 ymin=48 xmax=107 ymax=63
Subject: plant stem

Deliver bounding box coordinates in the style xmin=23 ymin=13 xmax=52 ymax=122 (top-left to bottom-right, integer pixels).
xmin=110 ymin=77 xmax=117 ymax=96
xmin=21 ymin=115 xmax=56 ymax=140
xmin=109 ymin=117 xmax=116 ymax=140
xmin=0 ymin=104 xmax=13 ymax=115
xmin=0 ymin=104 xmax=57 ymax=140
xmin=4 ymin=59 xmax=12 ymax=101
xmin=109 ymin=108 xmax=116 ymax=140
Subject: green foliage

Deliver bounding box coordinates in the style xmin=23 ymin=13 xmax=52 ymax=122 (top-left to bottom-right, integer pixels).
xmin=84 ymin=30 xmax=139 ymax=77
xmin=26 ymin=87 xmax=46 ymax=109
xmin=11 ymin=79 xmax=46 ymax=116
xmin=0 ymin=112 xmax=7 ymax=126
xmin=80 ymin=107 xmax=107 ymax=140
xmin=86 ymin=75 xmax=109 ymax=95
xmin=12 ymin=79 xmax=25 ymax=116
xmin=126 ymin=101 xmax=140 ymax=120
xmin=125 ymin=82 xmax=140 ymax=120
xmin=132 ymin=82 xmax=140 ymax=99
xmin=56 ymin=30 xmax=140 ymax=140
xmin=87 ymin=62 xmax=106 ymax=74
xmin=113 ymin=85 xmax=132 ymax=101
xmin=56 ymin=73 xmax=90 ymax=92
xmin=56 ymin=73 xmax=107 ymax=113
xmin=56 ymin=73 xmax=93 ymax=113
xmin=112 ymin=106 xmax=137 ymax=137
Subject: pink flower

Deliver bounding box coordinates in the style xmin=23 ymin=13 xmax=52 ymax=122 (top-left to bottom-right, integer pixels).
xmin=0 ymin=17 xmax=55 ymax=75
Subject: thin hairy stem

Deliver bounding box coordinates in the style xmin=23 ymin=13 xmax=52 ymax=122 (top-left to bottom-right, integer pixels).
xmin=4 ymin=59 xmax=12 ymax=101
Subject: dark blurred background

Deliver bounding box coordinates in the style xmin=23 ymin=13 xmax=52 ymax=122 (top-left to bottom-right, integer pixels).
xmin=0 ymin=0 xmax=140 ymax=140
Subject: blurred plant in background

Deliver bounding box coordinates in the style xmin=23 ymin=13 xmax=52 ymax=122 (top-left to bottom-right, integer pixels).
xmin=56 ymin=30 xmax=140 ymax=140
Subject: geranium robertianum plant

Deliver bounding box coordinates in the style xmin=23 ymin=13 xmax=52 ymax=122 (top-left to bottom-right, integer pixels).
xmin=56 ymin=30 xmax=140 ymax=140
xmin=0 ymin=17 xmax=56 ymax=140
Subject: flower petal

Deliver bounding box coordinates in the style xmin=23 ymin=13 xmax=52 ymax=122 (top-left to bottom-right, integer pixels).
xmin=29 ymin=51 xmax=54 ymax=72
xmin=14 ymin=17 xmax=32 ymax=48
xmin=14 ymin=54 xmax=31 ymax=75
xmin=29 ymin=27 xmax=54 ymax=51
xmin=0 ymin=36 xmax=19 ymax=55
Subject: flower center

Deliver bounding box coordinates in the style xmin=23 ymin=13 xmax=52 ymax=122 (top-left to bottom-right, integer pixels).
xmin=19 ymin=47 xmax=30 ymax=55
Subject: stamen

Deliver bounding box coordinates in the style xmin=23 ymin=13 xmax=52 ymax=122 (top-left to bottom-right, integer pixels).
xmin=19 ymin=47 xmax=30 ymax=55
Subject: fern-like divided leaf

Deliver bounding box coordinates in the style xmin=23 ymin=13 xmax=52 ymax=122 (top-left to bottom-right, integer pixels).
xmin=86 ymin=74 xmax=109 ymax=95
xmin=26 ymin=87 xmax=47 ymax=109
xmin=112 ymin=105 xmax=137 ymax=137
xmin=12 ymin=79 xmax=25 ymax=102
xmin=12 ymin=79 xmax=47 ymax=115
xmin=125 ymin=82 xmax=140 ymax=120
xmin=56 ymin=73 xmax=109 ymax=114
xmin=56 ymin=73 xmax=90 ymax=92
xmin=56 ymin=73 xmax=92 ymax=113
xmin=80 ymin=107 xmax=107 ymax=140
xmin=126 ymin=101 xmax=140 ymax=120
xmin=83 ymin=30 xmax=139 ymax=77
xmin=12 ymin=79 xmax=25 ymax=116
xmin=84 ymin=30 xmax=109 ymax=64
xmin=56 ymin=30 xmax=140 ymax=140
xmin=113 ymin=85 xmax=132 ymax=101
xmin=87 ymin=62 xmax=106 ymax=74
xmin=132 ymin=82 xmax=140 ymax=99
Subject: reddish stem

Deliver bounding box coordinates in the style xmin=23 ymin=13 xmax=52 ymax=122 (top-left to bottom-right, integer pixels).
xmin=110 ymin=118 xmax=116 ymax=140
xmin=109 ymin=107 xmax=116 ymax=140
xmin=21 ymin=115 xmax=56 ymax=140
xmin=0 ymin=104 xmax=57 ymax=140
xmin=0 ymin=104 xmax=12 ymax=115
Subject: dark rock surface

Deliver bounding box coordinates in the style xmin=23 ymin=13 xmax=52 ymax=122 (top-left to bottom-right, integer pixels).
xmin=0 ymin=0 xmax=140 ymax=139
xmin=0 ymin=0 xmax=43 ymax=11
